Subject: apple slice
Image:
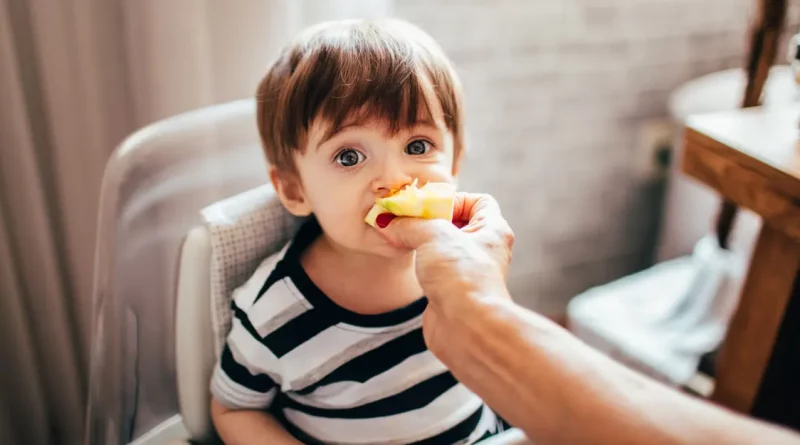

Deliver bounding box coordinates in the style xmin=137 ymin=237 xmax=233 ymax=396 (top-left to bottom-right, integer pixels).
xmin=364 ymin=180 xmax=455 ymax=227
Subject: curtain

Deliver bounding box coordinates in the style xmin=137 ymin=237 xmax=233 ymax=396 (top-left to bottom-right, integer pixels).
xmin=0 ymin=1 xmax=389 ymax=443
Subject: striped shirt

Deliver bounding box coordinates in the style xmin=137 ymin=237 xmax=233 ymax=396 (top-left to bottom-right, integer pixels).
xmin=210 ymin=217 xmax=509 ymax=444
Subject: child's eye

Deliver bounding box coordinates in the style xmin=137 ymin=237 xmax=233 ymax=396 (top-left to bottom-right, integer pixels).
xmin=335 ymin=148 xmax=365 ymax=167
xmin=405 ymin=140 xmax=432 ymax=156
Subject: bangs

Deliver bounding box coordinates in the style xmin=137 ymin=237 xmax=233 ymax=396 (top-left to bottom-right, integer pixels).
xmin=257 ymin=19 xmax=463 ymax=171
xmin=316 ymin=62 xmax=437 ymax=141
xmin=283 ymin=33 xmax=444 ymax=146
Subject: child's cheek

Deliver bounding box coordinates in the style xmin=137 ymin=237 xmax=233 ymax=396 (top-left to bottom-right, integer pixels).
xmin=421 ymin=162 xmax=456 ymax=185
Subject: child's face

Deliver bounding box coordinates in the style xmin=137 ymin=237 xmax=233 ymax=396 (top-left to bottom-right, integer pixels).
xmin=283 ymin=113 xmax=457 ymax=258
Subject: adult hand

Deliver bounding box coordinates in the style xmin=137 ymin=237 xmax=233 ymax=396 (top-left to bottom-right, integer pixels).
xmin=377 ymin=193 xmax=515 ymax=351
xmin=379 ymin=196 xmax=800 ymax=445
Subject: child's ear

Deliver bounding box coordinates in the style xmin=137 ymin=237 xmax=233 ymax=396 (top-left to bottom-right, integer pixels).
xmin=269 ymin=167 xmax=312 ymax=217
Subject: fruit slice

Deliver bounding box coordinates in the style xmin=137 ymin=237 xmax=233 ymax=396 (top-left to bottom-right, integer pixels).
xmin=364 ymin=180 xmax=456 ymax=227
xmin=364 ymin=204 xmax=385 ymax=227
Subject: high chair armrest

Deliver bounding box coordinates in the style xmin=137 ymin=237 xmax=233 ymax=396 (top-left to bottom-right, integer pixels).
xmin=176 ymin=227 xmax=216 ymax=441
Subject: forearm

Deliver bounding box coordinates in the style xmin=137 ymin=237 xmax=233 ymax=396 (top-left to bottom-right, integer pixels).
xmin=430 ymin=297 xmax=800 ymax=445
xmin=211 ymin=399 xmax=301 ymax=445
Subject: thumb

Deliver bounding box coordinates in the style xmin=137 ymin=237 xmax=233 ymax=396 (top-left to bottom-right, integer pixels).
xmin=379 ymin=216 xmax=455 ymax=249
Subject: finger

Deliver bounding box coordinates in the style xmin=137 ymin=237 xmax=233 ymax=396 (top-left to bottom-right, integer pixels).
xmin=378 ymin=216 xmax=454 ymax=249
xmin=376 ymin=213 xmax=396 ymax=229
xmin=450 ymin=192 xmax=475 ymax=224
xmin=452 ymin=193 xmax=501 ymax=221
xmin=452 ymin=193 xmax=501 ymax=228
xmin=452 ymin=218 xmax=467 ymax=229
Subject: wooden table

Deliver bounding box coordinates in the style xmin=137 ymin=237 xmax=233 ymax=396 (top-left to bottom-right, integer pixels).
xmin=682 ymin=105 xmax=800 ymax=429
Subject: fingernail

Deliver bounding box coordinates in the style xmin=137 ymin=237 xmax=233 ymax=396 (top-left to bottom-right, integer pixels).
xmin=376 ymin=213 xmax=395 ymax=228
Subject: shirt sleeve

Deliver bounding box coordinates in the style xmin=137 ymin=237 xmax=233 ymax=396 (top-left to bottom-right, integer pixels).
xmin=210 ymin=303 xmax=281 ymax=410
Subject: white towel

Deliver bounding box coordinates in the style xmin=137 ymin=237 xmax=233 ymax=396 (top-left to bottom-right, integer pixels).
xmin=568 ymin=235 xmax=747 ymax=385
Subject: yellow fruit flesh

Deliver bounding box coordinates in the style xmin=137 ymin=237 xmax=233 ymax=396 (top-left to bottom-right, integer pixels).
xmin=364 ymin=181 xmax=455 ymax=227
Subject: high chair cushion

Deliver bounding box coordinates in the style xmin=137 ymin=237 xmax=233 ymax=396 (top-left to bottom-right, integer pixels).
xmin=200 ymin=184 xmax=302 ymax=356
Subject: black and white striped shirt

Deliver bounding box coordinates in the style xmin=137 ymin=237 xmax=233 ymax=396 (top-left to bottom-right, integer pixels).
xmin=211 ymin=218 xmax=508 ymax=444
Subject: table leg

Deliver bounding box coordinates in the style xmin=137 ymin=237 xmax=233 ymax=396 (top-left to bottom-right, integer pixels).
xmin=751 ymin=268 xmax=800 ymax=430
xmin=712 ymin=224 xmax=800 ymax=413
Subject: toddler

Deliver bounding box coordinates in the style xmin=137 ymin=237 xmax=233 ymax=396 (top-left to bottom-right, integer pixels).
xmin=210 ymin=18 xmax=510 ymax=444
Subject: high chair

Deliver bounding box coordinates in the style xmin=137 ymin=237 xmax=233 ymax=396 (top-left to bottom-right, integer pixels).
xmin=85 ymin=99 xmax=530 ymax=445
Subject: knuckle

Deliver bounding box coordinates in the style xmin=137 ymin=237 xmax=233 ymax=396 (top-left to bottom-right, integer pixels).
xmin=489 ymin=217 xmax=514 ymax=248
xmin=503 ymin=225 xmax=515 ymax=248
xmin=479 ymin=192 xmax=497 ymax=203
xmin=483 ymin=195 xmax=501 ymax=211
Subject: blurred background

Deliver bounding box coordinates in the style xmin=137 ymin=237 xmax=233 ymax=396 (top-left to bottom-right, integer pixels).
xmin=1 ymin=0 xmax=799 ymax=444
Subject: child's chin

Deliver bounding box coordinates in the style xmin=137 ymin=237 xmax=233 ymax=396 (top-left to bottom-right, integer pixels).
xmin=365 ymin=241 xmax=412 ymax=258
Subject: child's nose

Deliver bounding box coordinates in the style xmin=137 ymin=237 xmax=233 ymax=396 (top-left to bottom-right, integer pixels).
xmin=372 ymin=163 xmax=412 ymax=197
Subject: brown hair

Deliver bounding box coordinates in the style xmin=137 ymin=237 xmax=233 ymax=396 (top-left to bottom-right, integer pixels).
xmin=256 ymin=19 xmax=464 ymax=173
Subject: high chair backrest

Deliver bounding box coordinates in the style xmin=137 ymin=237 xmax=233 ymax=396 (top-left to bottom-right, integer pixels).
xmin=86 ymin=99 xmax=272 ymax=444
xmin=175 ymin=186 xmax=301 ymax=441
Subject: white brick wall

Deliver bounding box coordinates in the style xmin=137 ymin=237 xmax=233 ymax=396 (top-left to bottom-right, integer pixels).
xmin=396 ymin=0 xmax=800 ymax=315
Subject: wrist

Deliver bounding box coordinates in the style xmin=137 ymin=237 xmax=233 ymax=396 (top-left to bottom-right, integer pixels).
xmin=425 ymin=287 xmax=515 ymax=354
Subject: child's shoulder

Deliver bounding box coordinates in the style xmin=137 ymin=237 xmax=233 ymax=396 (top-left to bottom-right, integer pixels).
xmin=230 ymin=241 xmax=292 ymax=311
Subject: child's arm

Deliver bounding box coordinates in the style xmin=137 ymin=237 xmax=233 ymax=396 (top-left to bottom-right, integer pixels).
xmin=210 ymin=308 xmax=297 ymax=444
xmin=210 ymin=398 xmax=301 ymax=445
